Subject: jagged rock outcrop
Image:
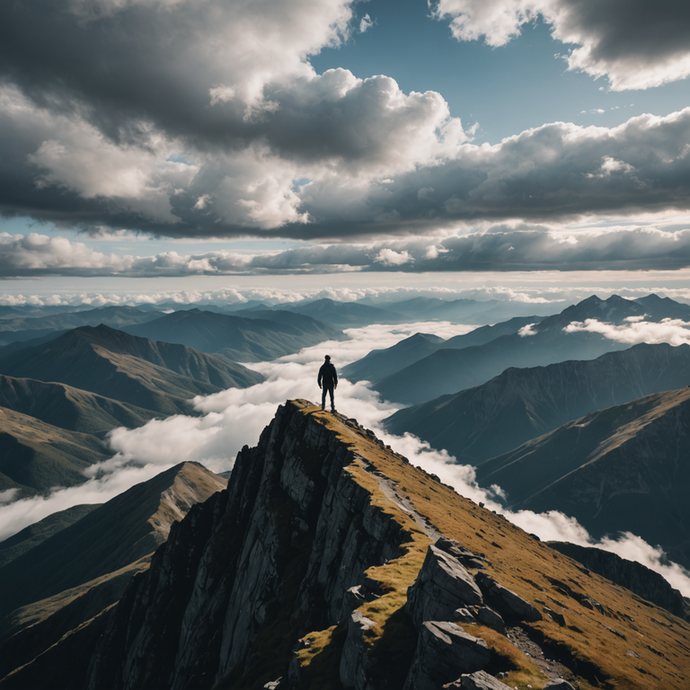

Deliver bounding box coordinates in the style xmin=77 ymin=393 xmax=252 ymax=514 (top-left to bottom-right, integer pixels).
xmin=340 ymin=611 xmax=377 ymax=689
xmin=544 ymin=681 xmax=576 ymax=690
xmin=444 ymin=670 xmax=512 ymax=689
xmin=406 ymin=545 xmax=484 ymax=627
xmin=87 ymin=401 xmax=411 ymax=690
xmin=403 ymin=621 xmax=491 ymax=690
xmin=474 ymin=572 xmax=542 ymax=623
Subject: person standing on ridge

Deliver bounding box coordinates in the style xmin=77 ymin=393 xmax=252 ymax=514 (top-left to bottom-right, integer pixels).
xmin=318 ymin=354 xmax=338 ymax=412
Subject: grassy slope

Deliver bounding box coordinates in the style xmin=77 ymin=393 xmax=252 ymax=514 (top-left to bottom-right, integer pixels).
xmin=290 ymin=401 xmax=690 ymax=690
xmin=0 ymin=505 xmax=100 ymax=569
xmin=0 ymin=326 xmax=262 ymax=415
xmin=0 ymin=375 xmax=159 ymax=436
xmin=0 ymin=462 xmax=227 ymax=624
xmin=0 ymin=407 xmax=111 ymax=493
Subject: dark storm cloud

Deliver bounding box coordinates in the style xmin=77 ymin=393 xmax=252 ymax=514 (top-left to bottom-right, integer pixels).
xmin=0 ymin=0 xmax=689 ymax=241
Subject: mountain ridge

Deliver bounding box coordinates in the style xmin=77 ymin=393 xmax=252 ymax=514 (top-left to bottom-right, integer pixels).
xmin=385 ymin=342 xmax=690 ymax=465
xmin=6 ymin=401 xmax=687 ymax=689
xmin=122 ymin=308 xmax=346 ymax=362
xmin=373 ymin=294 xmax=690 ymax=404
xmin=477 ymin=386 xmax=690 ymax=569
xmin=0 ymin=461 xmax=226 ymax=626
xmin=0 ymin=324 xmax=263 ymax=415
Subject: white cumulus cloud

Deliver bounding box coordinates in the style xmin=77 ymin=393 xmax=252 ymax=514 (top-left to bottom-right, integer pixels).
xmin=432 ymin=0 xmax=690 ymax=90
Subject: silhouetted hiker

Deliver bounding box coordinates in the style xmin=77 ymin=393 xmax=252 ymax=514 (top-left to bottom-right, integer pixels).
xmin=318 ymin=354 xmax=338 ymax=411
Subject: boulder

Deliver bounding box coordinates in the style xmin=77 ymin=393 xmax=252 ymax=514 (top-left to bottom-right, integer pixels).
xmin=544 ymin=681 xmax=576 ymax=690
xmin=474 ymin=572 xmax=541 ymax=623
xmin=403 ymin=621 xmax=491 ymax=690
xmin=542 ymin=606 xmax=566 ymax=627
xmin=474 ymin=606 xmax=506 ymax=634
xmin=455 ymin=607 xmax=477 ymax=624
xmin=407 ymin=546 xmax=484 ymax=627
xmin=435 ymin=537 xmax=490 ymax=569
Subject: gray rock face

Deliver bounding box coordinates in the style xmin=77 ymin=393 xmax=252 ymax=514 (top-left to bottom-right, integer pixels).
xmin=407 ymin=545 xmax=484 ymax=627
xmin=435 ymin=537 xmax=490 ymax=569
xmin=443 ymin=670 xmax=513 ymax=689
xmin=340 ymin=611 xmax=377 ymax=690
xmin=544 ymin=680 xmax=576 ymax=690
xmin=474 ymin=572 xmax=541 ymax=623
xmin=85 ymin=402 xmax=412 ymax=690
xmin=403 ymin=621 xmax=491 ymax=690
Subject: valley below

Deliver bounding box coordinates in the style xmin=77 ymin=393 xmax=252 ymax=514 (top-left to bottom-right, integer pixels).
xmin=1 ymin=293 xmax=690 ymax=689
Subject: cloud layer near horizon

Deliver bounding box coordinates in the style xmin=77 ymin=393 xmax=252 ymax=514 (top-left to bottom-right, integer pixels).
xmin=0 ymin=0 xmax=689 ymax=243
xmin=1 ymin=320 xmax=689 ymax=596
xmin=6 ymin=221 xmax=690 ymax=277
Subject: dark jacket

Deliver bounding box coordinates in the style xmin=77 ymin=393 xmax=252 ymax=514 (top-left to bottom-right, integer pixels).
xmin=318 ymin=362 xmax=338 ymax=388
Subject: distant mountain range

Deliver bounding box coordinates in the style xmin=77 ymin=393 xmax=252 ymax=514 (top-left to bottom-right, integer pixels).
xmin=0 ymin=462 xmax=225 ymax=682
xmin=377 ymin=296 xmax=567 ymax=324
xmin=281 ymin=298 xmax=406 ymax=327
xmin=385 ymin=342 xmax=690 ymax=465
xmin=371 ymin=294 xmax=690 ymax=404
xmin=0 ymin=325 xmax=263 ymax=496
xmin=476 ymin=386 xmax=690 ymax=569
xmin=123 ymin=308 xmax=345 ymax=361
xmin=0 ymin=306 xmax=164 ymax=345
xmin=343 ymin=316 xmax=542 ymax=383
xmin=0 ymin=324 xmax=263 ymax=416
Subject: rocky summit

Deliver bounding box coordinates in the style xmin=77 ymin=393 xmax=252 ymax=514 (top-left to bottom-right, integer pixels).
xmin=4 ymin=400 xmax=690 ymax=689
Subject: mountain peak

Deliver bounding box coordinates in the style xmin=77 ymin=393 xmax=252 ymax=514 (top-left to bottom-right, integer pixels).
xmin=42 ymin=400 xmax=688 ymax=690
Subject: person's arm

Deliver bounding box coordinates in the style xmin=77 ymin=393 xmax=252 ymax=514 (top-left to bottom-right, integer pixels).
xmin=317 ymin=365 xmax=322 ymax=388
xmin=333 ymin=366 xmax=338 ymax=387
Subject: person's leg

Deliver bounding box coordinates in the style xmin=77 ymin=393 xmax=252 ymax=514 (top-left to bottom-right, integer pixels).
xmin=321 ymin=387 xmax=326 ymax=410
xmin=328 ymin=385 xmax=335 ymax=411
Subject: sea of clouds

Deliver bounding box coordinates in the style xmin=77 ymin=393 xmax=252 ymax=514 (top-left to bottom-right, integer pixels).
xmin=2 ymin=317 xmax=690 ymax=595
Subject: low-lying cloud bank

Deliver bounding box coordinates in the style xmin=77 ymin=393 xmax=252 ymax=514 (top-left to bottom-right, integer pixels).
xmin=1 ymin=320 xmax=689 ymax=596
xmin=565 ymin=316 xmax=690 ymax=346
